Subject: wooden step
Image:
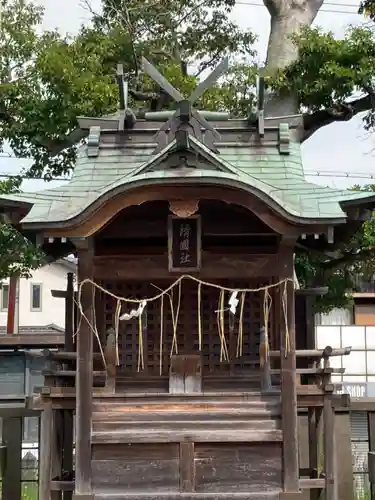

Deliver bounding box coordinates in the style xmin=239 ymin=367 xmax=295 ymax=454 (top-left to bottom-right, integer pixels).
xmin=92 ymin=399 xmax=281 ymax=416
xmin=92 ymin=418 xmax=281 ymax=433
xmin=92 ymin=400 xmax=281 ymax=410
xmin=91 ymin=428 xmax=283 ymax=443
xmin=90 ymin=391 xmax=281 ymax=404
xmin=94 ymin=492 xmax=282 ymax=500
xmin=92 ymin=407 xmax=281 ymax=422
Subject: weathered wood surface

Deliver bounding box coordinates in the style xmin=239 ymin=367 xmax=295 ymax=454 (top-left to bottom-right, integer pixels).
xmin=39 ymin=404 xmax=53 ymax=500
xmin=92 ymin=441 xmax=282 ymax=496
xmin=180 ymin=442 xmax=195 ymax=492
xmin=90 ymin=394 xmax=283 ymax=496
xmin=94 ymin=253 xmax=279 ymax=279
xmin=91 ymin=396 xmax=282 ymax=443
xmin=279 ymin=244 xmax=299 ymax=493
xmin=0 ymin=333 xmax=64 ymax=348
xmin=270 ymin=347 xmax=351 ymax=359
xmin=104 ymin=330 xmax=117 ymax=392
xmin=75 ymin=242 xmax=94 ymax=496
xmin=195 ymin=443 xmax=282 ymax=492
xmin=92 ymin=443 xmax=180 ymax=492
xmin=95 ymin=199 xmax=276 ymax=245
xmin=93 ymin=493 xmax=281 ymax=500
xmin=169 ymin=355 xmax=202 ymax=394
xmin=323 ymin=397 xmax=338 ymax=500
xmin=27 ymin=388 xmax=350 ymax=411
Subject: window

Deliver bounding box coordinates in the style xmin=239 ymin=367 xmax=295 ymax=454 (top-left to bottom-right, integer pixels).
xmin=1 ymin=284 xmax=9 ymax=311
xmin=30 ymin=283 xmax=42 ymax=311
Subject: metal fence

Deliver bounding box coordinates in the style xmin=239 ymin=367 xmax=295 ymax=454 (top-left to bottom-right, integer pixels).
xmin=0 ymin=415 xmax=40 ymax=500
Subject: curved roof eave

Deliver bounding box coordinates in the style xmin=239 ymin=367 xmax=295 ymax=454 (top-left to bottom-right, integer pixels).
xmin=0 ymin=195 xmax=33 ymax=209
xmin=20 ymin=171 xmax=349 ymax=230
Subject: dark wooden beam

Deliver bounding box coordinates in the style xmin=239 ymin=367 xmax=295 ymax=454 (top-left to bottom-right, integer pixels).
xmin=296 ymin=287 xmax=328 ymax=296
xmin=93 ymin=253 xmax=281 ymax=280
xmin=74 ymin=239 xmax=94 ymax=498
xmin=65 ymin=271 xmax=75 ymax=353
xmin=51 ymin=289 xmax=78 ymax=299
xmin=0 ymin=334 xmax=64 ymax=349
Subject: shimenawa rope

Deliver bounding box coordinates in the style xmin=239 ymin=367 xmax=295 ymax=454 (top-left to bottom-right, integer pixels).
xmin=74 ymin=275 xmax=294 ymax=371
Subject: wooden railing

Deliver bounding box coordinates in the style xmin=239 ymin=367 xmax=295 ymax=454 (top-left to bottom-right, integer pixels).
xmin=28 ymin=330 xmax=117 ymax=393
xmin=261 ymin=345 xmax=351 ymax=391
xmin=263 ymin=345 xmax=351 ymax=500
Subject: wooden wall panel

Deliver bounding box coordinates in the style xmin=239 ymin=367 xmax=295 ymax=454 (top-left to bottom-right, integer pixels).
xmin=92 ymin=443 xmax=179 ymax=492
xmin=194 ymin=443 xmax=282 ymax=493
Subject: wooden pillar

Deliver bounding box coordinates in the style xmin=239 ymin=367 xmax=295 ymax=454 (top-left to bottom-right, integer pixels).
xmin=323 ymin=397 xmax=338 ymax=500
xmin=74 ymin=239 xmax=94 ymax=500
xmin=39 ymin=403 xmax=53 ymax=500
xmin=2 ymin=417 xmax=22 ymax=500
xmin=63 ymin=272 xmax=75 ymax=500
xmin=335 ymin=409 xmax=354 ymax=500
xmin=308 ymin=407 xmax=322 ymax=500
xmin=280 ymin=242 xmax=299 ymax=493
xmin=369 ymin=412 xmax=375 ymax=500
xmin=65 ymin=272 xmax=75 ymax=353
xmin=51 ymin=411 xmax=64 ymax=500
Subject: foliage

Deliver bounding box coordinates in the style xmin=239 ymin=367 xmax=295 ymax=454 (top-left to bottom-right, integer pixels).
xmin=1 ymin=0 xmax=375 ymax=175
xmin=0 ymin=178 xmax=45 ymax=280
xmin=0 ymin=0 xmax=119 ymax=179
xmin=95 ymin=0 xmax=256 ymax=74
xmin=294 ymin=183 xmax=375 ymax=312
xmin=273 ymin=26 xmax=375 ymax=112
xmin=359 ymin=0 xmax=375 ymax=21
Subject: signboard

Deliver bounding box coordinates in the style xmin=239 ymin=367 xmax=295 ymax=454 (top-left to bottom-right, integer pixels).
xmin=335 ymin=383 xmax=367 ymax=398
xmin=168 ymin=215 xmax=201 ymax=272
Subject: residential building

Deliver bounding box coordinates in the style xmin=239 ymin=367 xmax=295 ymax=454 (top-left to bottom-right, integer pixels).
xmin=0 ymin=258 xmax=75 ymax=445
xmin=0 ymin=258 xmax=76 ymax=330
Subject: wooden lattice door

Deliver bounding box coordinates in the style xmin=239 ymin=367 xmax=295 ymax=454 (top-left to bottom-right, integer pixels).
xmin=102 ymin=279 xmax=276 ymax=378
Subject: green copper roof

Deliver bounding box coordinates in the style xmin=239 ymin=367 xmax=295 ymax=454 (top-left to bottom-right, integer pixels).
xmin=2 ymin=121 xmax=375 ymax=228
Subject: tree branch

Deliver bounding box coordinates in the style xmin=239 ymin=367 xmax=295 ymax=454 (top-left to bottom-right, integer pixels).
xmin=320 ymin=247 xmax=375 ymax=272
xmin=302 ymin=93 xmax=373 ymax=141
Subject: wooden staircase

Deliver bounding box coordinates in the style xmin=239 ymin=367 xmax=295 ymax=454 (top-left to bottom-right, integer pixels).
xmin=91 ymin=393 xmax=283 ymax=499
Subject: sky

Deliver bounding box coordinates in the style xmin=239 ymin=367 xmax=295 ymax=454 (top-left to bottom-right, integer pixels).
xmin=2 ymin=0 xmax=374 ymax=191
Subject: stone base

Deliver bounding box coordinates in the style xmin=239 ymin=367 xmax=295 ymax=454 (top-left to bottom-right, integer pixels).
xmin=72 ymin=494 xmax=94 ymax=500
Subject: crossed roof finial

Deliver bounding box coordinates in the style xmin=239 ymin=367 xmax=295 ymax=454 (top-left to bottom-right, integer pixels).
xmin=141 ymin=56 xmax=229 ymax=151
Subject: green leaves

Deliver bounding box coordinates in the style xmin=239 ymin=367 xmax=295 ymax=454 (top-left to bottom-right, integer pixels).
xmin=97 ymin=0 xmax=256 ymax=74
xmin=294 ymin=182 xmax=375 ymax=312
xmin=0 ymin=221 xmax=45 ymax=280
xmin=273 ymin=26 xmax=375 ymax=111
xmin=359 ymin=0 xmax=375 ymax=20
xmin=0 ymin=178 xmax=45 ymax=280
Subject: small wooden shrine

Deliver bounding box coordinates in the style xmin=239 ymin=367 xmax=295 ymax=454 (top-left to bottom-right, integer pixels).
xmin=1 ymin=58 xmax=375 ymax=500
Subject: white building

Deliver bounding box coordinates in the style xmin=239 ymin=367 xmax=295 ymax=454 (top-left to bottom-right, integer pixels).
xmin=0 ymin=258 xmax=76 ymax=331
xmin=315 ymin=306 xmax=375 ymax=497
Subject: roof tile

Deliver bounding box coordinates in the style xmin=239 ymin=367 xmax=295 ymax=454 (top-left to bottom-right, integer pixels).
xmin=1 ymin=121 xmax=374 ymax=226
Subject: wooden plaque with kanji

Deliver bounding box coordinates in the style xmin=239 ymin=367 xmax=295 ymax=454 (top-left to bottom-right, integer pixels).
xmin=168 ymin=215 xmax=201 ymax=272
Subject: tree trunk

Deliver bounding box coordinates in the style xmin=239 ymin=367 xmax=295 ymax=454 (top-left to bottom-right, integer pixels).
xmin=264 ymin=0 xmax=323 ymax=116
